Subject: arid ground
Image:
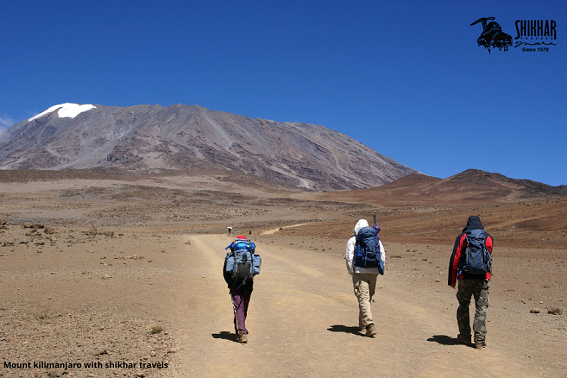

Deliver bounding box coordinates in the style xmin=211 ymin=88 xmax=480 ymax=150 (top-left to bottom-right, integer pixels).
xmin=0 ymin=170 xmax=566 ymax=377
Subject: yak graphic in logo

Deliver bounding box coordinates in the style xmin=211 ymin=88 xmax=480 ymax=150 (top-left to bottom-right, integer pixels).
xmin=471 ymin=17 xmax=512 ymax=53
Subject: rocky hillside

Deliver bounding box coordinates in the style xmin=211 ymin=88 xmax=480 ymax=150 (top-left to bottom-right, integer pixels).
xmin=0 ymin=103 xmax=417 ymax=190
xmin=330 ymin=169 xmax=567 ymax=206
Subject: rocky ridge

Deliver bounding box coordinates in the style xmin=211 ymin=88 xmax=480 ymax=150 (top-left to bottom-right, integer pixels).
xmin=0 ymin=104 xmax=418 ymax=190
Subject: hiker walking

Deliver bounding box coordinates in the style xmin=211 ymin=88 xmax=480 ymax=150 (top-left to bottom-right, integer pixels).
xmin=345 ymin=218 xmax=385 ymax=337
xmin=223 ymin=235 xmax=261 ymax=343
xmin=448 ymin=216 xmax=493 ymax=349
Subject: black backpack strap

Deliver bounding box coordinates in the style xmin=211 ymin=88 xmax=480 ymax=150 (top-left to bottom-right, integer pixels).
xmin=232 ymin=245 xmax=237 ymax=279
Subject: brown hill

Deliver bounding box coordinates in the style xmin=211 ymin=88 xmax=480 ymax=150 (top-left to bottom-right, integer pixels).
xmin=326 ymin=169 xmax=566 ymax=206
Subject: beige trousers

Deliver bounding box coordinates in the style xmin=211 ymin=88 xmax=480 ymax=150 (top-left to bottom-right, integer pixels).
xmin=352 ymin=273 xmax=378 ymax=329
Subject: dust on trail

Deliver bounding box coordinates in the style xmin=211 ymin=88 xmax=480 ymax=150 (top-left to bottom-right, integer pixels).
xmin=168 ymin=234 xmax=562 ymax=378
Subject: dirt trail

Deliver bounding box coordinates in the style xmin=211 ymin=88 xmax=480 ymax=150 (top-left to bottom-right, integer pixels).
xmin=168 ymin=234 xmax=564 ymax=377
xmin=260 ymin=223 xmax=308 ymax=235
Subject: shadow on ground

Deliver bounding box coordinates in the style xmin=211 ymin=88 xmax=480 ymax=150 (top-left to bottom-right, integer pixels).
xmin=327 ymin=325 xmax=365 ymax=337
xmin=211 ymin=331 xmax=237 ymax=343
xmin=427 ymin=335 xmax=467 ymax=346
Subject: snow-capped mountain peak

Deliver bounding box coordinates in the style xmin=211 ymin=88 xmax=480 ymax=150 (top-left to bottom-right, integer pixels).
xmin=28 ymin=103 xmax=96 ymax=122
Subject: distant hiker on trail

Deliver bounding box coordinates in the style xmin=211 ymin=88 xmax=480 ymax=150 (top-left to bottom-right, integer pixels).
xmin=227 ymin=226 xmax=232 ymax=235
xmin=345 ymin=217 xmax=385 ymax=337
xmin=223 ymin=235 xmax=261 ymax=343
xmin=448 ymin=216 xmax=493 ymax=349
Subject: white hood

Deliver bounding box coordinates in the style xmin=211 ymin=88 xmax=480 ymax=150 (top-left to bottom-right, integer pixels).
xmin=353 ymin=219 xmax=369 ymax=234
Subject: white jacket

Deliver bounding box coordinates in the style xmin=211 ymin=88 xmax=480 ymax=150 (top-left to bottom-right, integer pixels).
xmin=345 ymin=219 xmax=386 ymax=275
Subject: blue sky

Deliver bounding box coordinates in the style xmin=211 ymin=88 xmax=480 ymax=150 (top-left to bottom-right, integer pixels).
xmin=1 ymin=0 xmax=565 ymax=185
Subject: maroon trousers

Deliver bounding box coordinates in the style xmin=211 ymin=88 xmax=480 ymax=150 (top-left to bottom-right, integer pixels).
xmin=230 ymin=286 xmax=252 ymax=335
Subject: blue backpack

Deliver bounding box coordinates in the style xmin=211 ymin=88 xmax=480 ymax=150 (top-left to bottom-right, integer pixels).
xmin=225 ymin=238 xmax=261 ymax=282
xmin=354 ymin=227 xmax=384 ymax=275
xmin=460 ymin=229 xmax=492 ymax=275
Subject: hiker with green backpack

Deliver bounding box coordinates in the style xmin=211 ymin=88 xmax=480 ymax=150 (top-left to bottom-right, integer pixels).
xmin=223 ymin=235 xmax=261 ymax=343
xmin=345 ymin=217 xmax=385 ymax=337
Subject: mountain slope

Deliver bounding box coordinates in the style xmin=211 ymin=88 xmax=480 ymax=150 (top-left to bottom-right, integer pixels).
xmin=327 ymin=169 xmax=566 ymax=206
xmin=0 ymin=103 xmax=418 ymax=190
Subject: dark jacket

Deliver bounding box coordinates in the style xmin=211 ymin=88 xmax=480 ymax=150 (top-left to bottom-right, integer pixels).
xmin=448 ymin=216 xmax=493 ymax=286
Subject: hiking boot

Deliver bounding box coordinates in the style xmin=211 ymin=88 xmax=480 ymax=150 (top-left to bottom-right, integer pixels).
xmin=457 ymin=334 xmax=471 ymax=345
xmin=237 ymin=333 xmax=248 ymax=343
xmin=475 ymin=341 xmax=486 ymax=349
xmin=366 ymin=324 xmax=377 ymax=337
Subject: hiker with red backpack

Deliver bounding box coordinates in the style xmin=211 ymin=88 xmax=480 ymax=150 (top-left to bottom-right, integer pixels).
xmin=223 ymin=235 xmax=261 ymax=343
xmin=448 ymin=216 xmax=493 ymax=349
xmin=345 ymin=217 xmax=385 ymax=337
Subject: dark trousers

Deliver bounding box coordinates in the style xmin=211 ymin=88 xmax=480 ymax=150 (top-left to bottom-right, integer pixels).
xmin=230 ymin=286 xmax=252 ymax=335
xmin=456 ymin=278 xmax=490 ymax=343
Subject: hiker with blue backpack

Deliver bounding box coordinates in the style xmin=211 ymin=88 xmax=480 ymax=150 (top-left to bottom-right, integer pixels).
xmin=345 ymin=217 xmax=385 ymax=337
xmin=448 ymin=216 xmax=494 ymax=349
xmin=223 ymin=235 xmax=261 ymax=343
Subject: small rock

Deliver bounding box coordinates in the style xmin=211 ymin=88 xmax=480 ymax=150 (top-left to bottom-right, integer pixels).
xmin=44 ymin=226 xmax=56 ymax=234
xmin=103 ymin=231 xmax=114 ymax=237
xmin=548 ymin=307 xmax=563 ymax=315
xmin=530 ymin=308 xmax=540 ymax=314
xmin=102 ymin=274 xmax=112 ymax=279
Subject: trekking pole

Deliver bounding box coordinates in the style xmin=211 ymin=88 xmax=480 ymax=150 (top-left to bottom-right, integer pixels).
xmin=373 ymin=214 xmax=381 ymax=238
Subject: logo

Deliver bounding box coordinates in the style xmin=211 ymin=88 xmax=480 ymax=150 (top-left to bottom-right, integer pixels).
xmin=470 ymin=17 xmax=512 ymax=53
xmin=514 ymin=20 xmax=557 ymax=51
xmin=471 ymin=17 xmax=558 ymax=53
